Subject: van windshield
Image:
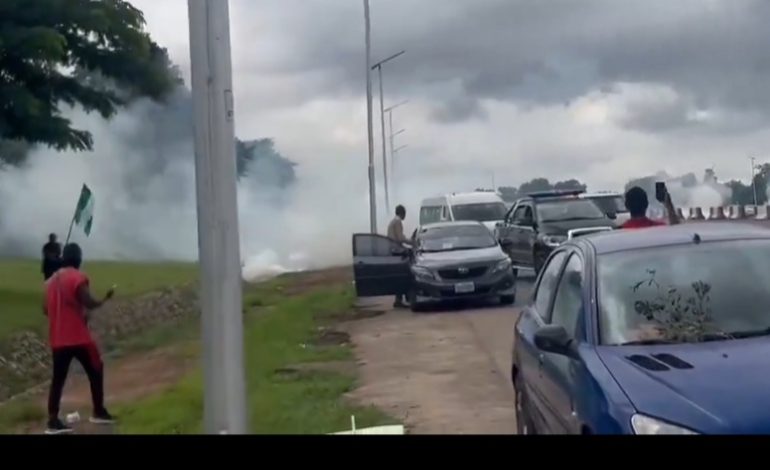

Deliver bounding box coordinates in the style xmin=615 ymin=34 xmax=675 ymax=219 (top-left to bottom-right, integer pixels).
xmin=452 ymin=202 xmax=507 ymax=222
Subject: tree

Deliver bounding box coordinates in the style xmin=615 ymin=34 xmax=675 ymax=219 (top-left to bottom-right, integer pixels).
xmin=726 ymin=180 xmax=754 ymax=205
xmin=553 ymin=179 xmax=587 ymax=192
xmin=0 ymin=0 xmax=178 ymax=151
xmin=517 ymin=178 xmax=552 ymax=195
xmin=497 ymin=186 xmax=519 ymax=202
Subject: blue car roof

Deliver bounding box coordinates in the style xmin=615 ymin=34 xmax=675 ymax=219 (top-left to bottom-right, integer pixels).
xmin=584 ymin=222 xmax=770 ymax=255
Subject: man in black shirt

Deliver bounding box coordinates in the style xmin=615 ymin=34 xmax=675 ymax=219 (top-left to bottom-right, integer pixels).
xmin=42 ymin=233 xmax=62 ymax=281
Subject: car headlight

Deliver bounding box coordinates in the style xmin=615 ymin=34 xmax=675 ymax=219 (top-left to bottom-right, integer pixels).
xmin=539 ymin=234 xmax=567 ymax=248
xmin=491 ymin=258 xmax=511 ymax=274
xmin=411 ymin=266 xmax=436 ymax=281
xmin=631 ymin=414 xmax=698 ymax=435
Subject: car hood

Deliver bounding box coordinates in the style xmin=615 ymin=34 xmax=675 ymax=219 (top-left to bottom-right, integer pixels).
xmin=597 ymin=338 xmax=770 ymax=434
xmin=481 ymin=220 xmax=502 ymax=232
xmin=415 ymin=246 xmax=504 ymax=268
xmin=540 ymin=218 xmax=616 ymax=235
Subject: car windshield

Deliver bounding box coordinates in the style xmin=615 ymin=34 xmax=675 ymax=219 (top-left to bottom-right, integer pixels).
xmin=589 ymin=196 xmax=627 ymax=215
xmin=597 ymin=240 xmax=770 ymax=345
xmin=418 ymin=225 xmax=497 ymax=252
xmin=451 ymin=202 xmax=507 ymax=222
xmin=537 ymin=199 xmax=607 ymax=223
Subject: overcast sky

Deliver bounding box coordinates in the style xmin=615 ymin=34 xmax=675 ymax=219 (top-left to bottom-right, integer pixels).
xmin=130 ymin=0 xmax=770 ymax=191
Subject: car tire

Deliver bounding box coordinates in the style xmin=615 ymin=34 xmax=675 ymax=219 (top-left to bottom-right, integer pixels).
xmin=500 ymin=295 xmax=515 ymax=305
xmin=515 ymin=382 xmax=536 ymax=435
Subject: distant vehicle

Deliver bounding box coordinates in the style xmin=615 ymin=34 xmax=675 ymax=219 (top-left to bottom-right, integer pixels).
xmin=351 ymin=221 xmax=516 ymax=312
xmin=496 ymin=190 xmax=615 ymax=274
xmin=419 ymin=192 xmax=508 ymax=232
xmin=512 ymin=223 xmax=770 ymax=434
xmin=579 ymin=192 xmax=630 ymax=225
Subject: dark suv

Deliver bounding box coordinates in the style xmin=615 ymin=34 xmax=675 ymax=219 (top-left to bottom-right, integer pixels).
xmin=495 ymin=191 xmax=616 ymax=274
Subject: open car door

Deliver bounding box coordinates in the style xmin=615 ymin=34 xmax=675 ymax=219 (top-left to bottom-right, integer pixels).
xmin=352 ymin=233 xmax=412 ymax=297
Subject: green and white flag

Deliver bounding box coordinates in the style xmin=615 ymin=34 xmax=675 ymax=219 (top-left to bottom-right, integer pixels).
xmin=73 ymin=184 xmax=94 ymax=237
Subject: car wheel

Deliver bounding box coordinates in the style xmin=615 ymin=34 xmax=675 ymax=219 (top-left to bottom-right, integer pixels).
xmin=515 ymin=383 xmax=536 ymax=435
xmin=500 ymin=295 xmax=515 ymax=305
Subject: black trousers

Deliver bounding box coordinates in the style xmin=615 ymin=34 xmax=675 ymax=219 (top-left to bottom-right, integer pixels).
xmin=47 ymin=345 xmax=105 ymax=419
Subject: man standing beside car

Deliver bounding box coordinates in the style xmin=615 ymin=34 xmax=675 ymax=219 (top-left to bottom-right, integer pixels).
xmin=387 ymin=205 xmax=410 ymax=308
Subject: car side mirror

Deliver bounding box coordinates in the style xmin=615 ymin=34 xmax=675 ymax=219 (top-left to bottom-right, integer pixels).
xmin=534 ymin=325 xmax=578 ymax=359
xmin=607 ymin=211 xmax=617 ymax=220
xmin=500 ymin=239 xmax=513 ymax=250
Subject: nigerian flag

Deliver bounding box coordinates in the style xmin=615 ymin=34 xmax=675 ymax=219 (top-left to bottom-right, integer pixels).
xmin=73 ymin=184 xmax=94 ymax=236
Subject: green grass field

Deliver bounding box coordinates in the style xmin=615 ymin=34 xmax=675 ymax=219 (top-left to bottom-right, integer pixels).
xmin=0 ymin=259 xmax=197 ymax=341
xmin=0 ymin=261 xmax=394 ymax=434
xmin=116 ymin=281 xmax=392 ymax=434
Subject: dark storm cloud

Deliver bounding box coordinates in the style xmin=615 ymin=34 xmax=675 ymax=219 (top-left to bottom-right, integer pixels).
xmin=226 ymin=0 xmax=770 ymax=131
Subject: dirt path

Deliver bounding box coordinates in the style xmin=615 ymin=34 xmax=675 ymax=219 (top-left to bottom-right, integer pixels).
xmin=16 ymin=346 xmax=194 ymax=434
xmin=345 ymin=295 xmax=527 ymax=434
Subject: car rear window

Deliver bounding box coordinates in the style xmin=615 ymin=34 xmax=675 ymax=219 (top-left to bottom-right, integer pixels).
xmin=597 ymin=240 xmax=770 ymax=345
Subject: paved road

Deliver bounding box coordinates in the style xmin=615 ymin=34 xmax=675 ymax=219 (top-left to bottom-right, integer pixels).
xmin=346 ymin=272 xmax=536 ymax=434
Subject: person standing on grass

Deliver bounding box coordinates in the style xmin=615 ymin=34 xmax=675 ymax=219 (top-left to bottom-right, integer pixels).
xmin=44 ymin=243 xmax=116 ymax=434
xmin=41 ymin=233 xmax=62 ymax=281
xmin=387 ymin=205 xmax=410 ymax=309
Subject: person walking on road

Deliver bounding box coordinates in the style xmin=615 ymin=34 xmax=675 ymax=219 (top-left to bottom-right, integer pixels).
xmin=44 ymin=243 xmax=116 ymax=434
xmin=387 ymin=205 xmax=410 ymax=308
xmin=41 ymin=233 xmax=62 ymax=281
xmin=621 ymin=186 xmax=680 ymax=229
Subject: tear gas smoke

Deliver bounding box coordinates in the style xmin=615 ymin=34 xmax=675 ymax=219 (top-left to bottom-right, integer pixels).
xmin=0 ymin=98 xmax=504 ymax=281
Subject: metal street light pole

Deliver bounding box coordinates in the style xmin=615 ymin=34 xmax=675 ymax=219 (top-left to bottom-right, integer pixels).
xmin=384 ymin=100 xmax=408 ymax=198
xmin=372 ymin=50 xmax=405 ymax=216
xmin=364 ymin=0 xmax=377 ymax=233
xmin=751 ymin=156 xmax=758 ymax=206
xmin=187 ymin=0 xmax=247 ymax=434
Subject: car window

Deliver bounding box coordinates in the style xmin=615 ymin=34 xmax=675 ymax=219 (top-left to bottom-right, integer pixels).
xmin=513 ymin=204 xmax=533 ymax=225
xmin=549 ymin=254 xmax=584 ymax=338
xmin=353 ymin=234 xmax=404 ymax=257
xmin=451 ymin=202 xmax=508 ymax=222
xmin=420 ymin=206 xmax=442 ymax=225
xmin=597 ymin=240 xmax=770 ymax=345
xmin=537 ymin=199 xmax=606 ymax=223
xmin=533 ymin=251 xmax=568 ymax=321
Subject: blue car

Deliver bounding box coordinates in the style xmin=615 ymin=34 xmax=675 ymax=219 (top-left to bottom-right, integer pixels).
xmin=512 ymin=222 xmax=770 ymax=434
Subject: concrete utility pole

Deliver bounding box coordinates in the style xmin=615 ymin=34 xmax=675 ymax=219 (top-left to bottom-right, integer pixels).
xmin=187 ymin=0 xmax=247 ymax=434
xmin=364 ymin=0 xmax=377 ymax=233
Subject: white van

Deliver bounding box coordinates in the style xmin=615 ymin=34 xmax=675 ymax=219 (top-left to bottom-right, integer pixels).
xmin=419 ymin=192 xmax=508 ymax=232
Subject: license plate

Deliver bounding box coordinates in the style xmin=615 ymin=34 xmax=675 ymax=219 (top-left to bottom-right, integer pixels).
xmin=455 ymin=282 xmax=475 ymax=294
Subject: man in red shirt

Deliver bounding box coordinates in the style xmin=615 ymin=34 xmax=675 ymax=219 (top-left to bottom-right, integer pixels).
xmin=621 ymin=186 xmax=680 ymax=229
xmin=44 ymin=243 xmax=115 ymax=434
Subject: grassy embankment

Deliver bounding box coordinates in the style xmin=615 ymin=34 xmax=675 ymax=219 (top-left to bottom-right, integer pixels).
xmin=0 ymin=260 xmax=392 ymax=434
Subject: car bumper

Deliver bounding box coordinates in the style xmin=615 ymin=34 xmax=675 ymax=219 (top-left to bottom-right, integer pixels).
xmin=412 ymin=271 xmax=516 ymax=303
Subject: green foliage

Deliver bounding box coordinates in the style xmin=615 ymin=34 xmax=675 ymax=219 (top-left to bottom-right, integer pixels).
xmin=0 ymin=0 xmax=178 ymax=151
xmin=0 ymin=259 xmax=197 ymax=341
xmin=116 ymin=284 xmax=393 ymax=434
xmin=236 ymin=138 xmax=297 ymax=188
xmin=498 ymin=178 xmax=588 ymax=202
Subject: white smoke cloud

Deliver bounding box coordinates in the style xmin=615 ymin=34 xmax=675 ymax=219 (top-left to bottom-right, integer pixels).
xmin=0 ymin=99 xmax=500 ymax=281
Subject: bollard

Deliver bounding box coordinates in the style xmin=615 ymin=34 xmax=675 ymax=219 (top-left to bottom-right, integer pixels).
xmin=745 ymin=205 xmax=757 ymax=217
xmin=689 ymin=207 xmax=705 ymax=220
xmin=708 ymin=206 xmax=726 ymax=220
xmin=729 ymin=205 xmax=747 ymax=219
xmin=756 ymin=205 xmax=770 ymax=220
xmin=675 ymin=207 xmax=685 ymax=220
